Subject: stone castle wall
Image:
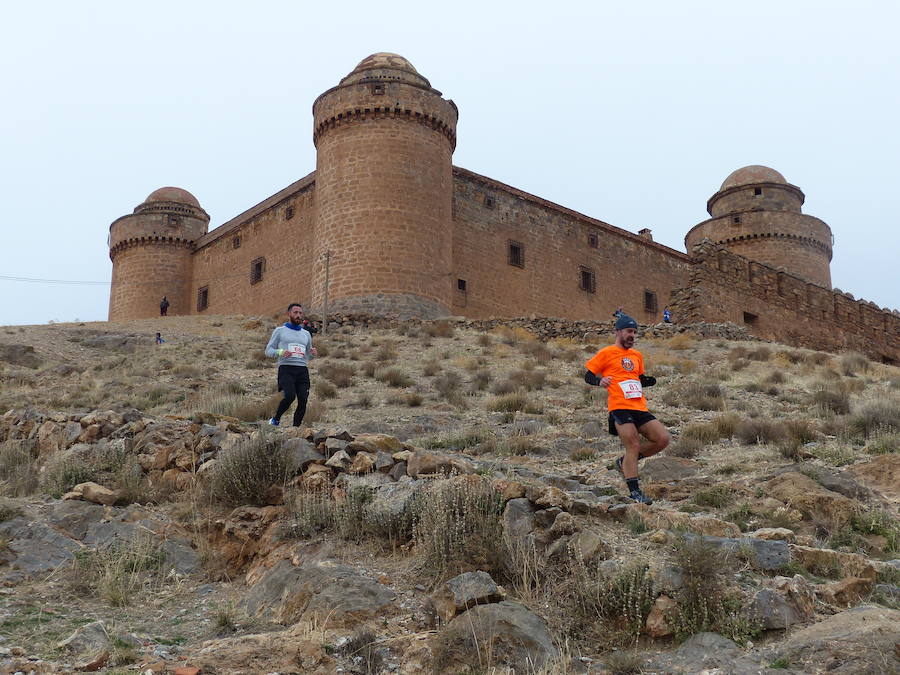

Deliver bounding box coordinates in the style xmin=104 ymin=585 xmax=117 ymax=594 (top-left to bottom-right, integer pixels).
xmin=672 ymin=241 xmax=899 ymax=363
xmin=108 ymin=240 xmax=195 ymax=319
xmin=189 ymin=177 xmax=316 ymax=317
xmin=450 ymin=169 xmax=692 ymax=322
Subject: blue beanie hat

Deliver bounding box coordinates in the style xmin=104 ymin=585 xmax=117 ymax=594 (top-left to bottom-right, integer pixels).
xmin=615 ymin=314 xmax=638 ymax=331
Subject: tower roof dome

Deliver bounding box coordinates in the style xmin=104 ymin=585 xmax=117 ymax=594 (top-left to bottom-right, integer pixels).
xmin=720 ymin=165 xmax=787 ymax=190
xmin=339 ymin=52 xmax=431 ymax=88
xmin=144 ymin=187 xmax=201 ymax=208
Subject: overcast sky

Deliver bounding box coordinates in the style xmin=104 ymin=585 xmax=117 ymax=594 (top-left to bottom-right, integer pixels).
xmin=1 ymin=1 xmax=897 ymax=325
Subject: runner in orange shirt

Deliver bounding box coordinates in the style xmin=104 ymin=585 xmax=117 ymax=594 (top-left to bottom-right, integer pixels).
xmin=584 ymin=314 xmax=670 ymax=504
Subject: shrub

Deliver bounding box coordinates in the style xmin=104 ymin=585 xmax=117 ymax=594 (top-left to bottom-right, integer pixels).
xmin=486 ymin=392 xmax=529 ymax=413
xmin=375 ymin=367 xmax=413 ymax=388
xmin=314 ymin=381 xmax=337 ymax=399
xmin=319 ymin=362 xmax=354 ymax=388
xmin=668 ymin=436 xmax=703 ymax=459
xmin=421 ymin=359 xmax=441 ymax=376
xmin=374 ymin=343 xmax=397 ymax=363
xmin=849 ymin=398 xmax=900 ymax=438
xmin=476 ymin=333 xmax=492 ymax=347
xmin=851 ymin=509 xmax=899 ymax=555
xmin=810 ymin=382 xmax=851 ymax=415
xmin=667 ymin=333 xmax=695 ymax=350
xmin=423 ymin=428 xmax=494 ymax=452
xmin=207 ymin=433 xmax=291 ymax=507
xmin=747 ymin=346 xmax=772 ymax=361
xmin=0 ymin=440 xmax=39 ymax=497
xmin=41 ymin=457 xmax=96 ymax=498
xmin=693 ymin=486 xmax=734 ymax=508
xmin=866 ymin=431 xmax=899 ymax=455
xmin=838 ymin=351 xmax=870 ymax=376
xmin=662 ymin=382 xmax=725 ymax=411
xmin=413 ymin=476 xmax=506 ymax=583
xmin=570 ymin=447 xmax=597 ymax=461
xmin=423 ymin=320 xmax=455 ymax=338
xmin=735 ymin=418 xmax=786 ymax=445
xmin=193 ymin=392 xmax=281 ymax=422
xmin=471 ymin=370 xmax=492 ymax=391
xmin=304 ymin=399 xmax=326 ymax=423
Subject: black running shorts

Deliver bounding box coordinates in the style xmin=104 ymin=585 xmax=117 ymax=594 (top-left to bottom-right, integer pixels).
xmin=608 ymin=409 xmax=657 ymax=436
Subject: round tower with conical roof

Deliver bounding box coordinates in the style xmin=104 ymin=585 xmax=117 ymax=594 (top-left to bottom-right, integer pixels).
xmin=108 ymin=187 xmax=209 ymax=320
xmin=311 ymin=53 xmax=459 ymax=317
xmin=685 ymin=166 xmax=833 ymax=287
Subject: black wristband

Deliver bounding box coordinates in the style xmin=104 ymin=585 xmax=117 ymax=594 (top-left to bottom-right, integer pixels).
xmin=584 ymin=370 xmax=601 ymax=386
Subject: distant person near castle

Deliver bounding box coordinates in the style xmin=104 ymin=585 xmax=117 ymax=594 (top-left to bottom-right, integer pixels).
xmin=160 ymin=296 xmax=169 ymax=316
xmin=584 ymin=314 xmax=670 ymax=505
xmin=663 ymin=306 xmax=672 ymax=323
xmin=265 ymin=303 xmax=317 ymax=427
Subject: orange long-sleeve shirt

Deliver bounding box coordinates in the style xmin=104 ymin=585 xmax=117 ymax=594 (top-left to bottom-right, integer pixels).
xmin=585 ymin=345 xmax=648 ymax=412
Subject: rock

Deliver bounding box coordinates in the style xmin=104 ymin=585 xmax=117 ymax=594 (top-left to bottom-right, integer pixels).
xmin=374 ymin=451 xmax=394 ymax=472
xmin=389 ymin=461 xmax=407 ymax=480
xmin=434 ymin=601 xmax=557 ymax=672
xmin=844 ymin=454 xmax=900 ymax=502
xmin=324 ymin=449 xmax=351 ymax=469
xmin=680 ymin=533 xmax=790 ymax=571
xmin=392 ymin=450 xmax=414 ymax=462
xmin=644 ymin=594 xmax=676 ymax=637
xmin=549 ymin=511 xmax=578 ymax=537
xmin=749 ymin=527 xmax=796 ymax=542
xmin=245 ymin=560 xmax=396 ymax=627
xmin=366 ymin=481 xmax=426 ymax=526
xmin=533 ymin=507 xmax=562 ymax=529
xmin=503 ymin=498 xmax=536 ymax=539
xmin=348 ymin=451 xmax=376 ymax=474
xmin=57 ymin=621 xmax=111 ymax=670
xmin=0 ymin=344 xmax=41 ymax=368
xmin=431 ymin=570 xmax=504 ymax=621
xmin=748 ymin=588 xmax=807 ymax=629
xmin=649 ymin=563 xmax=684 ymax=593
xmin=814 ymin=577 xmax=873 ymax=607
xmin=643 ymin=632 xmax=743 ymax=673
xmin=491 ymin=478 xmax=526 ymax=501
xmin=347 ymin=433 xmax=403 ymax=454
xmin=324 ymin=437 xmax=349 ymax=456
xmin=770 ymin=605 xmax=900 ymax=673
xmin=406 ymin=450 xmax=455 ymax=477
xmin=763 ymin=472 xmax=858 ymax=530
xmin=641 ymin=456 xmax=700 ymax=482
xmin=70 ymin=481 xmax=118 ymax=506
xmin=579 ymin=420 xmax=605 ymax=438
xmin=282 ymin=438 xmax=324 ymax=472
xmin=531 ymin=485 xmax=573 ymax=510
xmin=790 ymin=545 xmax=877 ymax=581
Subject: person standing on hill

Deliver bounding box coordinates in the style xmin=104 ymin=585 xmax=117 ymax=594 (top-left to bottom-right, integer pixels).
xmin=584 ymin=314 xmax=670 ymax=504
xmin=160 ymin=296 xmax=169 ymax=316
xmin=265 ymin=303 xmax=317 ymax=427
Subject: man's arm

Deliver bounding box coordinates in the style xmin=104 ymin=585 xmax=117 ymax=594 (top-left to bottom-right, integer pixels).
xmin=265 ymin=328 xmax=283 ymax=358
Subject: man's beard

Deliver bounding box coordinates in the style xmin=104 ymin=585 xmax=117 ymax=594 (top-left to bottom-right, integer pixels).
xmin=623 ymin=337 xmax=634 ymax=349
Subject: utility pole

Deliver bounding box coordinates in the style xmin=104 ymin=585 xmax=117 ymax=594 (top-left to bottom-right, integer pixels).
xmin=322 ymin=250 xmax=331 ymax=335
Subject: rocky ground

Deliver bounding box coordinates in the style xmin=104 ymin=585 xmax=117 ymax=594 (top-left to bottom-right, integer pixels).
xmin=0 ymin=314 xmax=898 ymax=674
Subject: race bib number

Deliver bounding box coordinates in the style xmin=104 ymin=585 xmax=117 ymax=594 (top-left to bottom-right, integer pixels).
xmin=619 ymin=379 xmax=643 ymax=399
xmin=287 ymin=343 xmax=306 ymax=358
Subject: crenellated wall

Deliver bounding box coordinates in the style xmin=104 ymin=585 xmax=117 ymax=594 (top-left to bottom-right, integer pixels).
xmin=672 ymin=240 xmax=899 ymax=363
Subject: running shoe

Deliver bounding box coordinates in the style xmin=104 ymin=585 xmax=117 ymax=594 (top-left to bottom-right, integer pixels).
xmin=268 ymin=418 xmax=280 ymax=427
xmin=628 ymin=489 xmax=653 ymax=505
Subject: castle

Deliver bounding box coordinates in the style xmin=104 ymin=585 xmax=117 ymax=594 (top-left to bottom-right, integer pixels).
xmin=107 ymin=53 xmax=899 ymax=364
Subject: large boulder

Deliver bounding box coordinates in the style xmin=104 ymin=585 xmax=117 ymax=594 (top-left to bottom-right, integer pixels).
xmin=245 ymin=559 xmax=396 ymax=627
xmin=844 ymin=454 xmax=900 ymax=503
xmin=769 ymin=605 xmax=900 ymax=673
xmin=431 ymin=570 xmax=504 ymax=622
xmin=763 ymin=472 xmax=858 ymax=530
xmin=431 ymin=601 xmax=557 ymax=673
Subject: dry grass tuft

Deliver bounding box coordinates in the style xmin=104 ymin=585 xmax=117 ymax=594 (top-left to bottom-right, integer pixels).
xmin=0 ymin=441 xmax=39 ymax=497
xmin=375 ymin=367 xmax=413 ymax=388
xmin=667 ymin=333 xmax=695 ymax=350
xmin=838 ymin=351 xmax=870 ymax=376
xmin=319 ymin=362 xmax=354 ymax=388
xmin=207 ymin=433 xmax=291 ymax=507
xmin=423 ymin=320 xmax=455 ymax=338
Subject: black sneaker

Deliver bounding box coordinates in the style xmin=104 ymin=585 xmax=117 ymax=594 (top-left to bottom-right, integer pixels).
xmin=629 ymin=489 xmax=653 ymax=505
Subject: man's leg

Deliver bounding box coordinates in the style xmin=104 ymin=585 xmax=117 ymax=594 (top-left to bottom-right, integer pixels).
xmin=273 ymin=368 xmax=298 ymax=423
xmin=636 ymin=420 xmax=670 ymax=459
xmin=616 ymin=422 xmax=643 ymax=479
xmin=292 ymin=368 xmax=310 ymax=427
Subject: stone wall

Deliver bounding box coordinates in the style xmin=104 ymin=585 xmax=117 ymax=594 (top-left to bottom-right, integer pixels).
xmin=450 ymin=168 xmax=692 ymax=322
xmin=189 ymin=179 xmax=316 ymax=317
xmin=108 ymin=240 xmax=194 ymax=319
xmin=672 ymin=241 xmax=900 ymax=364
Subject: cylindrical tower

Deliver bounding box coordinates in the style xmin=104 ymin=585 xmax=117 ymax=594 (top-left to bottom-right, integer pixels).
xmin=108 ymin=187 xmax=209 ymax=320
xmin=685 ymin=165 xmax=833 ymax=287
xmin=311 ymin=53 xmax=458 ymax=318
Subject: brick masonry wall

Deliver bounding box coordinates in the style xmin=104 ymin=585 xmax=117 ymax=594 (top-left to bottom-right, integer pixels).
xmin=686 ymin=210 xmax=832 ymax=287
xmin=451 ymin=169 xmax=692 ymax=322
xmin=310 ymin=79 xmax=457 ymax=317
xmin=672 ymin=241 xmax=900 ymax=364
xmin=189 ymin=186 xmax=316 ymax=317
xmin=108 ymin=241 xmax=194 ymax=319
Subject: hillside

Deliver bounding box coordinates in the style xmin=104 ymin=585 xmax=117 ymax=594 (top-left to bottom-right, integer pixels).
xmin=0 ymin=315 xmax=898 ymax=674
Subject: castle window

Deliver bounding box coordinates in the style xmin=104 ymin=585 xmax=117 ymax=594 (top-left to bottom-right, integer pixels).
xmin=457 ymin=278 xmax=467 ymax=292
xmin=371 ymin=83 xmax=385 ymax=95
xmin=484 ymin=196 xmax=495 ymax=209
xmin=644 ymin=290 xmax=658 ymax=312
xmin=508 ymin=241 xmax=524 ymax=268
xmin=285 ymin=206 xmax=295 ymax=220
xmin=250 ymin=257 xmax=266 ymax=285
xmin=743 ymin=311 xmax=758 ymax=326
xmin=733 ymin=216 xmax=741 ymax=224
xmin=579 ymin=267 xmax=596 ymax=293
xmin=754 ymin=187 xmax=762 ymax=196
xmin=197 ymin=286 xmax=209 ymax=312
xmin=232 ymin=236 xmax=241 ymax=249
xmin=588 ymin=233 xmax=599 ymax=248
